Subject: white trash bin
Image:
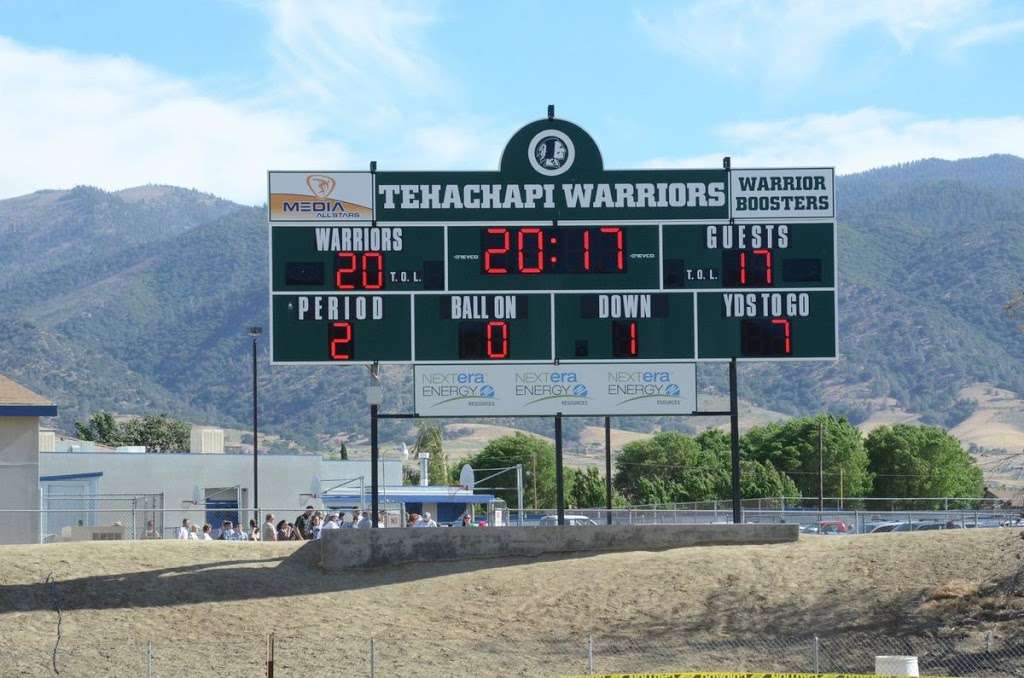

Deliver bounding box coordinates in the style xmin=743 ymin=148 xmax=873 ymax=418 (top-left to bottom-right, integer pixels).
xmin=875 ymin=655 xmax=919 ymax=676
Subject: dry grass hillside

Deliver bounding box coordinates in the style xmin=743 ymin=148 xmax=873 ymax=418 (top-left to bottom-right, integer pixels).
xmin=2 ymin=530 xmax=1023 ymax=677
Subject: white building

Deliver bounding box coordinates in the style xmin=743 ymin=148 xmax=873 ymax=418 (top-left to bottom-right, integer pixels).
xmin=0 ymin=375 xmax=57 ymax=544
xmin=35 ymin=450 xmax=403 ymax=541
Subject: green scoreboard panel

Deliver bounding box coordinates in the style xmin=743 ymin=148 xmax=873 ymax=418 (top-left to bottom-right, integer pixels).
xmin=268 ymin=116 xmax=837 ymax=365
xmin=271 ymin=294 xmax=412 ymax=363
xmin=554 ymin=292 xmax=694 ymax=361
xmin=269 ymin=222 xmax=836 ymax=363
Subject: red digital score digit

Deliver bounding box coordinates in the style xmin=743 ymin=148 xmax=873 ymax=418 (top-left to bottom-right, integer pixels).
xmin=329 ymin=321 xmax=353 ymax=360
xmin=335 ymin=252 xmax=357 ymax=289
xmin=628 ymin=321 xmax=638 ymax=356
xmin=486 ymin=320 xmax=509 ymax=359
xmin=739 ymin=249 xmax=773 ymax=286
xmin=484 ymin=228 xmax=510 ymax=274
xmin=517 ymin=227 xmax=544 ymax=274
xmin=600 ymin=227 xmax=624 ymax=270
xmin=754 ymin=249 xmax=773 ymax=284
xmin=361 ymin=252 xmax=384 ymax=289
xmin=771 ymin=318 xmax=791 ymax=354
xmin=582 ymin=229 xmax=591 ymax=271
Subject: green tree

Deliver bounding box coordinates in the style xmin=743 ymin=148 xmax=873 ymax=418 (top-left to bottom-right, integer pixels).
xmin=75 ymin=412 xmax=189 ymax=452
xmin=865 ymin=424 xmax=984 ymax=507
xmin=742 ymin=415 xmax=872 ymax=499
xmin=402 ymin=465 xmax=420 ymax=486
xmin=569 ymin=466 xmax=607 ymax=508
xmin=613 ymin=431 xmax=726 ymax=505
xmin=75 ymin=411 xmax=122 ymax=446
xmin=412 ymin=423 xmax=448 ymax=485
xmin=459 ymin=433 xmax=556 ymax=508
xmin=693 ymin=428 xmax=799 ymax=500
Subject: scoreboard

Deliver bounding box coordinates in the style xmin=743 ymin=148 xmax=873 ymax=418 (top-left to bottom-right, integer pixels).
xmin=268 ymin=118 xmax=837 ymax=365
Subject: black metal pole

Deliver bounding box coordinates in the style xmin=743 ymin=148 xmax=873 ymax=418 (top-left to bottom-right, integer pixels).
xmin=729 ymin=357 xmax=742 ymax=524
xmin=555 ymin=414 xmax=565 ymax=526
xmin=605 ymin=415 xmax=612 ymax=525
xmin=252 ymin=336 xmax=259 ymax=529
xmin=371 ymin=403 xmax=379 ymax=528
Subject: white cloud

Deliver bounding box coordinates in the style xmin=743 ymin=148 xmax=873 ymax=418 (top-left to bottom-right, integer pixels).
xmin=636 ymin=0 xmax=977 ymax=84
xmin=258 ymin=0 xmax=501 ymax=170
xmin=0 ymin=37 xmax=351 ymax=204
xmin=263 ymin=0 xmax=445 ymax=126
xmin=644 ymin=108 xmax=1024 ymax=174
xmin=952 ymin=18 xmax=1024 ymax=48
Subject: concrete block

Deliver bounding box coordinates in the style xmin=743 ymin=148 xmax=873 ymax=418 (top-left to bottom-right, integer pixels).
xmin=320 ymin=523 xmax=798 ymax=570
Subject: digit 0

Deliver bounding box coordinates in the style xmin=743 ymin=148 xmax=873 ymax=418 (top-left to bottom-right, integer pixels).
xmin=361 ymin=252 xmax=384 ymax=290
xmin=486 ymin=320 xmax=509 ymax=359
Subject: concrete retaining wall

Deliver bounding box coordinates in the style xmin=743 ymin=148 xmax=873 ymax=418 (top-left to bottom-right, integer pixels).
xmin=320 ymin=523 xmax=799 ymax=570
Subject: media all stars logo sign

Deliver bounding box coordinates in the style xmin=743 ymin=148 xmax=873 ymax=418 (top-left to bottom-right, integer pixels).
xmin=306 ymin=174 xmax=336 ymax=198
xmin=528 ymin=129 xmax=575 ymax=176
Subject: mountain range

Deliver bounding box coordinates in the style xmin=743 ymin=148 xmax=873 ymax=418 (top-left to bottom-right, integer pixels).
xmin=1 ymin=156 xmax=1022 ymax=453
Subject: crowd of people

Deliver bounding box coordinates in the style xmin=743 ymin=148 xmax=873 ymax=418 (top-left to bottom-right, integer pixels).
xmin=168 ymin=505 xmax=483 ymax=540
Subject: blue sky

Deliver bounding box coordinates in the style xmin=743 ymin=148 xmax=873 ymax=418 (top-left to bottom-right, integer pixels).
xmin=1 ymin=0 xmax=1023 ymax=204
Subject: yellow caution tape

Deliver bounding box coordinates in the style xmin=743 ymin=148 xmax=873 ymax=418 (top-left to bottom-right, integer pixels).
xmin=560 ymin=675 xmax=901 ymax=678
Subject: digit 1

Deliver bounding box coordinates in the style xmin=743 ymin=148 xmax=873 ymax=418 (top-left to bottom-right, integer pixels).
xmin=600 ymin=227 xmax=624 ymax=270
xmin=486 ymin=320 xmax=509 ymax=359
xmin=754 ymin=248 xmax=773 ymax=284
xmin=582 ymin=229 xmax=591 ymax=271
xmin=335 ymin=252 xmax=357 ymax=289
xmin=329 ymin=321 xmax=353 ymax=360
xmin=771 ymin=318 xmax=791 ymax=354
xmin=361 ymin=252 xmax=384 ymax=289
xmin=739 ymin=251 xmax=747 ymax=285
xmin=629 ymin=321 xmax=638 ymax=356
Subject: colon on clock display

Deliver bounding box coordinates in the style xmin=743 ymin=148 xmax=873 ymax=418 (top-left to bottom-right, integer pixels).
xmin=481 ymin=226 xmax=625 ymax=275
xmin=446 ymin=224 xmax=661 ymax=291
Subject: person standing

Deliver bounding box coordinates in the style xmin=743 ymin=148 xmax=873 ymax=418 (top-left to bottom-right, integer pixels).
xmin=176 ymin=518 xmax=191 ymax=540
xmin=261 ymin=513 xmax=278 ymax=542
xmin=294 ymin=506 xmax=315 ymax=539
xmin=309 ymin=514 xmax=323 ymax=540
xmin=201 ymin=524 xmax=214 ymax=541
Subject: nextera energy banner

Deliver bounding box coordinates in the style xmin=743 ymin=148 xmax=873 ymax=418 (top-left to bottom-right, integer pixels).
xmin=414 ymin=363 xmax=697 ymax=417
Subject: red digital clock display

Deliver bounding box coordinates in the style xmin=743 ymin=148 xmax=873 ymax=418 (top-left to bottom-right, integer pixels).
xmin=481 ymin=226 xmax=625 ymax=275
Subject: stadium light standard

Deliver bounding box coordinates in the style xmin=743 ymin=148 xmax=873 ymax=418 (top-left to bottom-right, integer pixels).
xmin=248 ymin=326 xmax=262 ymax=528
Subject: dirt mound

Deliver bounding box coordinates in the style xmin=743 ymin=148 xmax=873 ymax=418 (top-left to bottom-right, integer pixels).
xmin=1 ymin=530 xmax=1022 ymax=676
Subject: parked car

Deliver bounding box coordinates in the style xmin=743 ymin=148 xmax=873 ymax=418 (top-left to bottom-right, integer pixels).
xmin=817 ymin=520 xmax=850 ymax=535
xmin=868 ymin=522 xmax=903 ymax=533
xmin=537 ymin=515 xmax=598 ymax=527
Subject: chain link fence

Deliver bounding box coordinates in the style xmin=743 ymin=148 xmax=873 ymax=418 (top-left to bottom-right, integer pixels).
xmin=1 ymin=503 xmax=1021 ymax=544
xmin=5 ymin=632 xmax=1024 ymax=677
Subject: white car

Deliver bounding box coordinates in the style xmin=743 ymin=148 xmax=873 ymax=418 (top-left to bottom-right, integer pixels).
xmin=537 ymin=515 xmax=598 ymax=526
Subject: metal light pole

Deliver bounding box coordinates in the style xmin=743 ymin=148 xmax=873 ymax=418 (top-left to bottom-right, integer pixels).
xmin=248 ymin=326 xmax=262 ymax=529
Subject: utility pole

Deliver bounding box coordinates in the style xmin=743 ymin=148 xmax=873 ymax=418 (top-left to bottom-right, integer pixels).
xmin=817 ymin=420 xmax=824 ymax=512
xmin=248 ymin=326 xmax=262 ymax=528
xmin=532 ymin=451 xmax=538 ymax=509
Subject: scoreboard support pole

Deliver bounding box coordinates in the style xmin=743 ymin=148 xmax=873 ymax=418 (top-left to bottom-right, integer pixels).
xmin=555 ymin=414 xmax=565 ymax=526
xmin=729 ymin=358 xmax=743 ymax=525
xmin=370 ymin=402 xmax=379 ymax=528
xmin=604 ymin=416 xmax=613 ymax=525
